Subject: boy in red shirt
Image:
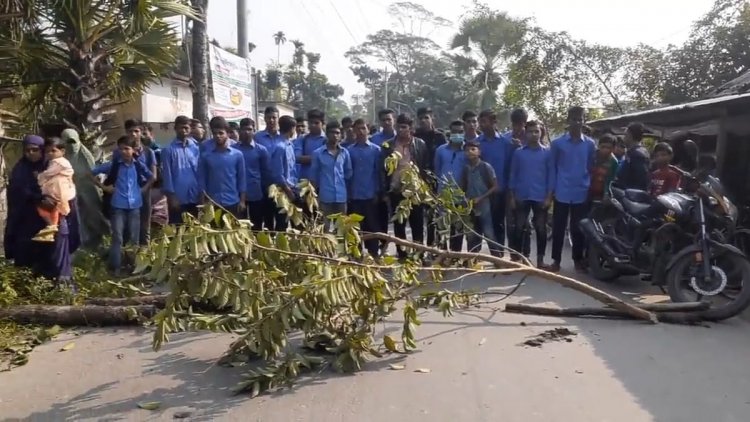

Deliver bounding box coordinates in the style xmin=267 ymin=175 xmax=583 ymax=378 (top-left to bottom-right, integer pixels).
xmin=589 ymin=135 xmax=619 ymax=201
xmin=650 ymin=142 xmax=681 ymax=197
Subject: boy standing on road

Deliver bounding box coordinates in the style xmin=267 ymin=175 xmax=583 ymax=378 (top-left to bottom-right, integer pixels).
xmin=266 ymin=115 xmax=299 ymax=231
xmin=548 ymin=106 xmax=597 ymax=273
xmin=477 ymin=109 xmax=516 ymax=256
xmin=198 ymin=121 xmax=247 ymax=217
xmin=462 ymin=111 xmax=480 ymax=142
xmin=508 ymin=120 xmax=553 ymax=267
xmin=234 ymin=118 xmax=270 ymax=230
xmin=310 ymin=121 xmax=353 ymax=232
xmin=161 ymin=115 xmax=201 ymax=224
xmin=346 ymin=119 xmax=382 ymax=257
xmin=589 ymin=134 xmax=620 ymax=202
xmin=415 ymin=107 xmax=447 ymax=248
xmin=294 ymin=109 xmax=327 ymax=182
xmin=434 ymin=120 xmax=467 ymax=252
xmin=460 ymin=141 xmax=501 ymax=257
xmin=649 ymin=142 xmax=681 ymax=197
xmin=371 ymin=108 xmax=397 ymax=253
xmin=255 ymin=106 xmax=288 ymax=229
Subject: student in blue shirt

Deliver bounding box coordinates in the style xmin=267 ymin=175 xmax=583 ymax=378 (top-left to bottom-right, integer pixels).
xmin=295 ymin=116 xmax=308 ymax=138
xmin=462 ymin=110 xmax=481 ymax=142
xmin=508 ymin=120 xmax=553 ymax=268
xmin=161 ymin=115 xmax=201 ymax=224
xmin=310 ymin=120 xmax=352 ymax=232
xmin=501 ymin=108 xmax=527 ymax=147
xmin=198 ymin=120 xmax=247 ymax=217
xmin=346 ymin=118 xmax=382 ymax=257
xmin=92 ymin=136 xmax=153 ymax=275
xmin=434 ymin=120 xmax=467 ymax=252
xmin=266 ymin=114 xmax=298 ymax=231
xmin=294 ymin=109 xmax=327 ymax=182
xmin=341 ymin=116 xmax=355 ymax=147
xmin=255 ymin=106 xmax=288 ymax=229
xmin=234 ymin=117 xmax=269 ymax=230
xmin=477 ymin=109 xmax=517 ymax=256
xmin=370 ymin=108 xmax=397 ymax=254
xmin=200 ymin=116 xmax=238 ymax=154
xmin=548 ymin=106 xmax=597 ymax=273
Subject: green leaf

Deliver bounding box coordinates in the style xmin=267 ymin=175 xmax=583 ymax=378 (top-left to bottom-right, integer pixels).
xmin=137 ymin=401 xmax=162 ymax=410
xmin=383 ymin=335 xmax=398 ymax=353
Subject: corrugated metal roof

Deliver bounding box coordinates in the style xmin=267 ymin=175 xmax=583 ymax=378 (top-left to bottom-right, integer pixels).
xmin=707 ymin=70 xmax=750 ymax=97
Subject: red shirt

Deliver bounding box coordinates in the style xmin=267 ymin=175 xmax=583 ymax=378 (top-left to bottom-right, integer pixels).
xmin=650 ymin=167 xmax=681 ymax=197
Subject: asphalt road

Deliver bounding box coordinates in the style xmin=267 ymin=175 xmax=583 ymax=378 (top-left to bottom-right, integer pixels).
xmin=2 ymin=255 xmax=750 ymax=422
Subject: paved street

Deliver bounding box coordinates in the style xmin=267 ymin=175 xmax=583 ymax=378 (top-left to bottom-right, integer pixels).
xmin=2 ymin=253 xmax=750 ymax=422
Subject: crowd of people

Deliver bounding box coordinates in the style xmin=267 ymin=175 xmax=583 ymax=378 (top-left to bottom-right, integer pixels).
xmin=4 ymin=103 xmax=691 ymax=283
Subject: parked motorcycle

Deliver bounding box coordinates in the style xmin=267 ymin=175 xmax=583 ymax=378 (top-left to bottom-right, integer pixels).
xmin=580 ymin=168 xmax=750 ymax=320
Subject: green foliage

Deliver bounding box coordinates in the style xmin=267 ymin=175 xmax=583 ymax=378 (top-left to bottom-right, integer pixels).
xmin=143 ymin=159 xmax=482 ymax=397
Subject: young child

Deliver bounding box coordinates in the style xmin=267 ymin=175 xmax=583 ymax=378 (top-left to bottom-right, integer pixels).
xmin=33 ymin=137 xmax=77 ymax=242
xmin=459 ymin=140 xmax=501 ymax=257
xmin=589 ymin=134 xmax=620 ymax=201
xmin=92 ymin=136 xmax=153 ymax=275
xmin=650 ymin=142 xmax=681 ymax=197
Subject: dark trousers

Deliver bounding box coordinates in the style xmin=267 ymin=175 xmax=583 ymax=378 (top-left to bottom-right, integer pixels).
xmin=490 ymin=191 xmax=507 ymax=254
xmin=551 ymin=200 xmax=590 ymax=263
xmin=246 ymin=200 xmax=265 ymax=230
xmin=262 ymin=197 xmax=288 ymax=231
xmin=349 ymin=199 xmax=380 ymax=257
xmin=510 ymin=200 xmax=548 ymax=260
xmin=389 ymin=192 xmax=424 ymax=258
xmin=168 ymin=203 xmax=198 ymax=225
xmin=139 ymin=189 xmax=152 ymax=245
xmin=445 ymin=224 xmax=464 ymax=252
xmin=377 ymin=199 xmax=389 ymax=249
xmin=426 ymin=207 xmax=438 ymax=247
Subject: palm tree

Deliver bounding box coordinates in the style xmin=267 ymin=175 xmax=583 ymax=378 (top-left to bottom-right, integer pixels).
xmin=449 ymin=9 xmax=526 ymax=110
xmin=0 ymin=0 xmax=196 ymax=150
xmin=273 ymin=31 xmax=286 ymax=64
xmin=190 ymin=0 xmax=209 ymax=128
xmin=291 ymin=40 xmax=305 ymax=69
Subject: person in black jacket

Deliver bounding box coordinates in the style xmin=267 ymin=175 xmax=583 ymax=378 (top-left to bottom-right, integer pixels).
xmin=615 ymin=122 xmax=651 ymax=191
xmin=379 ymin=113 xmax=429 ymax=259
xmin=414 ymin=107 xmax=447 ymax=248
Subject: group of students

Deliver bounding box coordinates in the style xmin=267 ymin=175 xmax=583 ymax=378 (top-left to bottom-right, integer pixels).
xmin=30 ymin=103 xmax=686 ymax=276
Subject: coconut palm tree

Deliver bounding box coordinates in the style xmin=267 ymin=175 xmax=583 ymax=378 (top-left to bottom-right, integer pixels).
xmin=449 ymin=8 xmax=526 ymax=110
xmin=0 ymin=0 xmax=196 ymax=150
xmin=273 ymin=31 xmax=286 ymax=64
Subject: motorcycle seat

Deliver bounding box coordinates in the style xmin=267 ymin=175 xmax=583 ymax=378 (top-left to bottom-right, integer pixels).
xmin=625 ymin=189 xmax=652 ymax=203
xmin=622 ymin=197 xmax=652 ymax=216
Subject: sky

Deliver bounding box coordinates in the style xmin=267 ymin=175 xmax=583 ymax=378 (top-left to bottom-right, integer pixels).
xmin=206 ymin=0 xmax=714 ymax=104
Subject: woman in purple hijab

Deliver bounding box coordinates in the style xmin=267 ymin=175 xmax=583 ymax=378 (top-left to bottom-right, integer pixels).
xmin=4 ymin=135 xmax=79 ymax=283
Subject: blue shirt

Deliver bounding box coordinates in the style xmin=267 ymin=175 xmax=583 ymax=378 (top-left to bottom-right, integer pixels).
xmin=310 ymin=145 xmax=352 ymax=203
xmin=346 ymin=141 xmax=381 ymax=200
xmin=267 ymin=137 xmax=297 ymax=190
xmin=478 ymin=131 xmax=516 ymax=190
xmin=509 ymin=144 xmax=553 ymax=202
xmin=198 ymin=146 xmax=247 ymax=207
xmin=161 ymin=138 xmax=201 ymax=205
xmin=294 ymin=133 xmax=326 ymax=180
xmin=370 ymin=130 xmax=395 ymax=147
xmin=200 ymin=137 xmax=238 ymax=154
xmin=233 ymin=141 xmax=270 ymax=202
xmin=434 ymin=143 xmax=466 ymax=193
xmin=93 ymin=159 xmax=153 ymax=210
xmin=112 ymin=146 xmax=157 ymax=172
xmin=549 ymin=133 xmax=597 ymax=204
xmin=254 ymin=130 xmax=286 ymax=150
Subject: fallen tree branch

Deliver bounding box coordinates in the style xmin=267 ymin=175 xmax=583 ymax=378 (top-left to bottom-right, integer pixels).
xmin=85 ymin=295 xmax=168 ymax=307
xmin=616 ymin=302 xmax=710 ymax=312
xmin=0 ymin=305 xmax=156 ymax=326
xmin=363 ymin=232 xmax=658 ymax=323
xmin=504 ymin=303 xmax=705 ymax=324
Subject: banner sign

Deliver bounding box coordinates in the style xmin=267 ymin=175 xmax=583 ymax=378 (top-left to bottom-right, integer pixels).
xmin=209 ymin=45 xmax=256 ymax=117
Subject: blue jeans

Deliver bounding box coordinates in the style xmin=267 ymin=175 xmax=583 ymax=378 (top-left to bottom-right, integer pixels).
xmin=466 ymin=211 xmax=501 ymax=256
xmin=110 ymin=208 xmax=140 ymax=272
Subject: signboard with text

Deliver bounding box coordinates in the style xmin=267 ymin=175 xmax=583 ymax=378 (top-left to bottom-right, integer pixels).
xmin=208 ymin=44 xmax=255 ymax=119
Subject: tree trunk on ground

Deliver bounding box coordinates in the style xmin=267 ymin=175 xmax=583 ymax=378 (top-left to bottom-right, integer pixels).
xmin=190 ymin=0 xmax=210 ymax=127
xmin=0 ymin=305 xmax=157 ymax=326
xmin=504 ymin=303 xmax=707 ymax=324
xmin=85 ymin=295 xmax=168 ymax=307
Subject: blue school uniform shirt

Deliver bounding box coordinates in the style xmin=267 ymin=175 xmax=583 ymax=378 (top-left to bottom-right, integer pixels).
xmin=509 ymin=144 xmax=553 ymax=202
xmin=433 ymin=143 xmax=466 ymax=193
xmin=92 ymin=159 xmax=153 ymax=210
xmin=161 ymin=138 xmax=201 ymax=205
xmin=478 ymin=131 xmax=516 ymax=191
xmin=370 ymin=130 xmax=395 ymax=147
xmin=112 ymin=145 xmax=157 ymax=172
xmin=198 ymin=146 xmax=247 ymax=207
xmin=232 ymin=141 xmax=270 ymax=202
xmin=294 ymin=133 xmax=326 ymax=180
xmin=310 ymin=145 xmax=352 ymax=203
xmin=549 ymin=133 xmax=597 ymax=204
xmin=255 ymin=129 xmax=287 ymax=150
xmin=346 ymin=141 xmax=381 ymax=200
xmin=200 ymin=137 xmax=238 ymax=154
xmin=267 ymin=137 xmax=298 ymax=191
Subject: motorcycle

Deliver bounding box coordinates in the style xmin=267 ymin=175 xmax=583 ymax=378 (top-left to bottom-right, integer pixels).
xmin=580 ymin=168 xmax=750 ymax=321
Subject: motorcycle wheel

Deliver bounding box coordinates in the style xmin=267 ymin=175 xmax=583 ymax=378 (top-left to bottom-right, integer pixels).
xmin=587 ymin=244 xmax=620 ymax=282
xmin=666 ymin=252 xmax=750 ymax=321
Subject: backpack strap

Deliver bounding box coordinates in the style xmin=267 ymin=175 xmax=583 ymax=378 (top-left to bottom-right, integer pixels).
xmin=103 ymin=160 xmax=120 ymax=186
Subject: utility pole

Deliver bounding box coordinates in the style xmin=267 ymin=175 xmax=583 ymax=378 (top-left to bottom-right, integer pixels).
xmin=237 ymin=0 xmax=248 ymax=58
